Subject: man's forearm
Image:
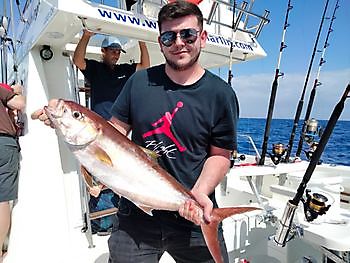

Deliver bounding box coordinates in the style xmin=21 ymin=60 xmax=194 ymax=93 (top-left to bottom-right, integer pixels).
xmin=192 ymin=155 xmax=230 ymax=196
xmin=73 ymin=33 xmax=91 ymax=69
xmin=137 ymin=41 xmax=150 ymax=70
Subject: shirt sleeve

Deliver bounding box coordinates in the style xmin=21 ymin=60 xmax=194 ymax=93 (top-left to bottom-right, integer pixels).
xmin=210 ymin=87 xmax=239 ymax=151
xmin=0 ymin=87 xmax=16 ymax=105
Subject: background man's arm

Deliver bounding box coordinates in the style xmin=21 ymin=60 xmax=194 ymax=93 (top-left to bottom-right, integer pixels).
xmin=136 ymin=41 xmax=150 ymax=70
xmin=73 ymin=29 xmax=95 ymax=70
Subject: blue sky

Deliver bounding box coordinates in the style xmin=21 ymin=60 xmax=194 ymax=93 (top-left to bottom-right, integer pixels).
xmin=1 ymin=0 xmax=349 ymax=120
xmin=227 ymin=0 xmax=350 ymax=120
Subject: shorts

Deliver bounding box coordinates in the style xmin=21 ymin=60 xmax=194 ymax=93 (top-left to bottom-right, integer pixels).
xmin=0 ymin=137 xmax=20 ymax=202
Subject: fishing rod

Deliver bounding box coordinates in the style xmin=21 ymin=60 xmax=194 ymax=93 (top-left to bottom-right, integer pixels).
xmin=295 ymin=0 xmax=340 ymax=158
xmin=275 ymin=83 xmax=350 ymax=247
xmin=258 ymin=0 xmax=293 ymax=165
xmin=284 ymin=0 xmax=330 ymax=162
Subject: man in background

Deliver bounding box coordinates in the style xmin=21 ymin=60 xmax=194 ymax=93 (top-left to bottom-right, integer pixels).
xmin=73 ymin=29 xmax=150 ymax=120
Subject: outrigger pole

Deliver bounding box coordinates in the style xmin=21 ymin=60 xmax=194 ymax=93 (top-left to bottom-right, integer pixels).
xmin=284 ymin=0 xmax=330 ymax=162
xmin=295 ymin=0 xmax=340 ymax=157
xmin=258 ymin=0 xmax=293 ymax=165
xmin=275 ymin=83 xmax=350 ymax=246
xmin=0 ymin=1 xmax=8 ymax=83
xmin=227 ymin=0 xmax=237 ymax=85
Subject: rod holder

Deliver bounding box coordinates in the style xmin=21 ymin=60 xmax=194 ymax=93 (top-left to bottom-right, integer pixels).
xmin=274 ymin=200 xmax=298 ymax=247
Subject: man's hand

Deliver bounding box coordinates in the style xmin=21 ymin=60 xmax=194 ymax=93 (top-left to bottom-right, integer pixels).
xmin=11 ymin=84 xmax=23 ymax=95
xmin=88 ymin=185 xmax=103 ymax=198
xmin=82 ymin=29 xmax=95 ymax=38
xmin=178 ymin=191 xmax=213 ymax=225
xmin=30 ymin=99 xmax=58 ymax=128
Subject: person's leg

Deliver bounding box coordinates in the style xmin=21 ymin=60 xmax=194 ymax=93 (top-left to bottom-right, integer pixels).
xmin=97 ymin=190 xmax=117 ymax=232
xmin=162 ymin=215 xmax=229 ymax=263
xmin=108 ymin=202 xmax=163 ymax=263
xmin=0 ymin=139 xmax=20 ymax=259
xmin=0 ymin=201 xmax=11 ymax=258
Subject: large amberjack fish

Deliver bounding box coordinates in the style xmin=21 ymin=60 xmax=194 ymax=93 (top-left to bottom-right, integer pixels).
xmin=44 ymin=99 xmax=260 ymax=263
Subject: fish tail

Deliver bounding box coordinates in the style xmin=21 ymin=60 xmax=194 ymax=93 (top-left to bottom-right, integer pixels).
xmin=201 ymin=206 xmax=260 ymax=263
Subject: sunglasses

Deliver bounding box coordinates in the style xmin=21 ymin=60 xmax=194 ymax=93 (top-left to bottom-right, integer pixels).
xmin=160 ymin=28 xmax=200 ymax=47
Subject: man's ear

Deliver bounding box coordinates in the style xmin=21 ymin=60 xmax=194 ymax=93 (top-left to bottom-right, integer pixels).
xmin=200 ymin=30 xmax=207 ymax=49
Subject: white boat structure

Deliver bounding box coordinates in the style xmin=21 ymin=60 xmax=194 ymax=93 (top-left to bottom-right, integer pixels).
xmin=1 ymin=0 xmax=349 ymax=262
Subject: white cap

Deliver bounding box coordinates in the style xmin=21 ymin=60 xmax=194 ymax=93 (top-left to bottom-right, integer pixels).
xmin=101 ymin=36 xmax=126 ymax=53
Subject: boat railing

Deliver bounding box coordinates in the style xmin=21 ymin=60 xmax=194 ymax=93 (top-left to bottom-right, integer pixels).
xmin=204 ymin=0 xmax=270 ymax=38
xmin=92 ymin=0 xmax=270 ymax=39
xmin=238 ymin=134 xmax=260 ymax=159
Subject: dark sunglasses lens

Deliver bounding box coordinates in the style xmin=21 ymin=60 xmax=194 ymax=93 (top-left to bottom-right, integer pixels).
xmin=180 ymin=28 xmax=197 ymax=38
xmin=180 ymin=28 xmax=198 ymax=44
xmin=160 ymin=31 xmax=177 ymax=47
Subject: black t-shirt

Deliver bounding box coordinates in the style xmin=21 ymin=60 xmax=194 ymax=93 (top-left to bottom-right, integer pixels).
xmin=82 ymin=59 xmax=136 ymax=109
xmin=111 ymin=64 xmax=239 ymax=193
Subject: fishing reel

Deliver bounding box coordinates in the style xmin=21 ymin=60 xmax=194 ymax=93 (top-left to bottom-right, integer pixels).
xmin=275 ymin=189 xmax=332 ymax=247
xmin=303 ymin=142 xmax=323 ymax=164
xmin=301 ymin=189 xmax=331 ymax=222
xmin=268 ymin=143 xmax=287 ymax=165
xmin=303 ymin=118 xmax=322 ymax=145
xmin=230 ymin=150 xmax=246 ymax=167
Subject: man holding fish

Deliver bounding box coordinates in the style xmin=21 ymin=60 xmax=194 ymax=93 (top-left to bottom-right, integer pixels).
xmin=31 ymin=1 xmax=253 ymax=262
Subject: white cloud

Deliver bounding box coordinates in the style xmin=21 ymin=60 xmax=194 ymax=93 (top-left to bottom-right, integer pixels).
xmin=234 ymin=68 xmax=350 ymax=120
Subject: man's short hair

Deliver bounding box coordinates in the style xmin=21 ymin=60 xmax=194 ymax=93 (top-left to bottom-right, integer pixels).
xmin=157 ymin=1 xmax=203 ymax=33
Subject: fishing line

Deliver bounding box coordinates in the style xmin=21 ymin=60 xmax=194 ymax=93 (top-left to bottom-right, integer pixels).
xmin=258 ymin=0 xmax=293 ymax=165
xmin=284 ymin=0 xmax=330 ymax=162
xmin=295 ymin=0 xmax=340 ymax=157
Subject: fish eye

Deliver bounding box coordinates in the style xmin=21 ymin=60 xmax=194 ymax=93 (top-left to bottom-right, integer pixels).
xmin=72 ymin=111 xmax=83 ymax=119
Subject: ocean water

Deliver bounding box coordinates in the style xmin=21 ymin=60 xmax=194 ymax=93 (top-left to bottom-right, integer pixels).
xmin=237 ymin=118 xmax=350 ymax=166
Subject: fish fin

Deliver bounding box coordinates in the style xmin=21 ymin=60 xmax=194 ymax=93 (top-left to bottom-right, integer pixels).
xmin=93 ymin=146 xmax=113 ymax=166
xmin=201 ymin=207 xmax=261 ymax=263
xmin=80 ymin=166 xmax=95 ymax=188
xmin=140 ymin=146 xmax=159 ymax=162
xmin=135 ymin=204 xmax=154 ymax=216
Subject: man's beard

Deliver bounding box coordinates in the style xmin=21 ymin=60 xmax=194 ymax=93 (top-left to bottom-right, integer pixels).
xmin=165 ymin=50 xmax=201 ymax=71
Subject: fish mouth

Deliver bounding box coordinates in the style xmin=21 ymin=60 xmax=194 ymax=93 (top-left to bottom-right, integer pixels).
xmin=44 ymin=99 xmax=66 ymax=122
xmin=44 ymin=99 xmax=98 ymax=147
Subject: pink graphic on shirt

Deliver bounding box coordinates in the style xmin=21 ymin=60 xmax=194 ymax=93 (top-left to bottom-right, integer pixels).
xmin=142 ymin=101 xmax=186 ymax=152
